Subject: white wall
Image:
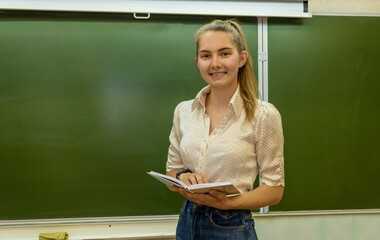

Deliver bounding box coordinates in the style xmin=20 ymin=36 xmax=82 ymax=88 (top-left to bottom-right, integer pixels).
xmin=309 ymin=0 xmax=380 ymax=15
xmin=255 ymin=210 xmax=380 ymax=240
xmin=1 ymin=210 xmax=379 ymax=240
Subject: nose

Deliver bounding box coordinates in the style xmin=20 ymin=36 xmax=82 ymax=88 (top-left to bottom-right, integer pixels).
xmin=211 ymin=56 xmax=221 ymax=69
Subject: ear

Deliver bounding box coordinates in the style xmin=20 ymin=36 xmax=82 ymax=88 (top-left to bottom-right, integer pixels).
xmin=239 ymin=51 xmax=248 ymax=68
xmin=195 ymin=56 xmax=199 ymax=68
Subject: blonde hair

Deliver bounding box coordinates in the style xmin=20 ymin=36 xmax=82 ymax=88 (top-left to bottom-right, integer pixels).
xmin=195 ymin=19 xmax=258 ymax=121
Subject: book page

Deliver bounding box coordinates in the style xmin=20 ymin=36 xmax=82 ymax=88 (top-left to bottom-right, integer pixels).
xmin=148 ymin=171 xmax=240 ymax=195
xmin=147 ymin=171 xmax=187 ymax=188
xmin=187 ymin=183 xmax=240 ymax=195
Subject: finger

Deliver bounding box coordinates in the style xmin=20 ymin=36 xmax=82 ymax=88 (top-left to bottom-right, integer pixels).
xmin=210 ymin=190 xmax=227 ymax=199
xmin=193 ymin=173 xmax=209 ymax=184
xmin=179 ymin=189 xmax=197 ymax=200
xmin=187 ymin=175 xmax=199 ymax=185
xmin=184 ymin=173 xmax=209 ymax=185
xmin=177 ymin=188 xmax=189 ymax=198
xmin=199 ymin=174 xmax=209 ymax=183
xmin=195 ymin=174 xmax=206 ymax=184
xmin=209 ymin=191 xmax=222 ymax=200
xmin=187 ymin=193 xmax=203 ymax=204
xmin=209 ymin=190 xmax=218 ymax=197
xmin=203 ymin=177 xmax=209 ymax=183
xmin=183 ymin=177 xmax=192 ymax=186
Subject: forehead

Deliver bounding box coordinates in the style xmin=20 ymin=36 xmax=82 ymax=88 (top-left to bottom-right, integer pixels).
xmin=197 ymin=31 xmax=237 ymax=51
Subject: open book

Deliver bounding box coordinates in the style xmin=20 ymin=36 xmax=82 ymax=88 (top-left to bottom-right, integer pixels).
xmin=147 ymin=171 xmax=240 ymax=195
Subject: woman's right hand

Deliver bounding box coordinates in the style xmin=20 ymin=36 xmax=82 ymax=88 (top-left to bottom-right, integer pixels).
xmin=179 ymin=172 xmax=208 ymax=186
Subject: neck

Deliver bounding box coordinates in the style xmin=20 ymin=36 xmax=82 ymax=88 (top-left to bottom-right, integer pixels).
xmin=207 ymin=82 xmax=238 ymax=110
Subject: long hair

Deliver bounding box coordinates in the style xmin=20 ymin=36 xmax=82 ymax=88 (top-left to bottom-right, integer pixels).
xmin=195 ymin=19 xmax=259 ymax=121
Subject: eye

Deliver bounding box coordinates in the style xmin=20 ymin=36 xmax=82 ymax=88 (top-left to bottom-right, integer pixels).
xmin=221 ymin=52 xmax=231 ymax=57
xmin=200 ymin=54 xmax=210 ymax=59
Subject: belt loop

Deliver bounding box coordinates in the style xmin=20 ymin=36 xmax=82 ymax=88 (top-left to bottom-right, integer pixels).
xmin=245 ymin=211 xmax=253 ymax=220
xmin=205 ymin=206 xmax=211 ymax=216
xmin=183 ymin=199 xmax=190 ymax=211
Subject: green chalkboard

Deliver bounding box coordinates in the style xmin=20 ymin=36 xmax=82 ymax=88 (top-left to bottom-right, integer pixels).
xmin=0 ymin=11 xmax=379 ymax=220
xmin=0 ymin=11 xmax=259 ymax=220
xmin=268 ymin=16 xmax=380 ymax=211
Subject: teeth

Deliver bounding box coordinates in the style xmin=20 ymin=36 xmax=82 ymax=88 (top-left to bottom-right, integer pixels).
xmin=211 ymin=73 xmax=224 ymax=76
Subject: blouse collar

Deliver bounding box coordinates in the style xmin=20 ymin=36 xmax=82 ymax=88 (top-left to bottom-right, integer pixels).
xmin=191 ymin=85 xmax=244 ymax=118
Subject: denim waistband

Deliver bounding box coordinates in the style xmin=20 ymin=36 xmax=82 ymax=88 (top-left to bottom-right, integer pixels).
xmin=182 ymin=199 xmax=252 ymax=220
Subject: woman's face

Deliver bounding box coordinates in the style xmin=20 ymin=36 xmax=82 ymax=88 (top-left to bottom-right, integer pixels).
xmin=195 ymin=31 xmax=247 ymax=90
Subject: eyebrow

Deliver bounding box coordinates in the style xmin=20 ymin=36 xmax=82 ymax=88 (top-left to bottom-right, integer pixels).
xmin=198 ymin=47 xmax=233 ymax=53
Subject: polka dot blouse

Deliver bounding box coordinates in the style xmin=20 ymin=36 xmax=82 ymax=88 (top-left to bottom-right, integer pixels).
xmin=166 ymin=85 xmax=285 ymax=193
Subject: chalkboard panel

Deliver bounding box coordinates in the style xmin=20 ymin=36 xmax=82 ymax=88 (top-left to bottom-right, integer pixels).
xmin=268 ymin=16 xmax=380 ymax=211
xmin=0 ymin=11 xmax=258 ymax=220
xmin=1 ymin=11 xmax=379 ymax=220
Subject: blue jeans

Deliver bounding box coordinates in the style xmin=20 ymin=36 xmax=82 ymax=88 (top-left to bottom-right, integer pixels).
xmin=176 ymin=199 xmax=258 ymax=240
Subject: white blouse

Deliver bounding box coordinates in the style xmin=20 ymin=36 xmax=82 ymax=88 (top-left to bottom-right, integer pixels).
xmin=166 ymin=85 xmax=285 ymax=193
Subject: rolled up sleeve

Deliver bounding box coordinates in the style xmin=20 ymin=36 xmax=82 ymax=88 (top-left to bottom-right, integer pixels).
xmin=255 ymin=103 xmax=285 ymax=187
xmin=166 ymin=102 xmax=184 ymax=172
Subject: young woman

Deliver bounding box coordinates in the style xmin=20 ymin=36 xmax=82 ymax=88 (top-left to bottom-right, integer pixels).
xmin=166 ymin=19 xmax=285 ymax=240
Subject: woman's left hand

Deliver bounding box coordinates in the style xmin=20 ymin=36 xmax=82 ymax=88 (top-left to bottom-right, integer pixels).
xmin=177 ymin=188 xmax=232 ymax=210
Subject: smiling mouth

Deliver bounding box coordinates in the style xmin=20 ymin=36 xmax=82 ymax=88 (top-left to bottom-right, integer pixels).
xmin=210 ymin=72 xmax=226 ymax=77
